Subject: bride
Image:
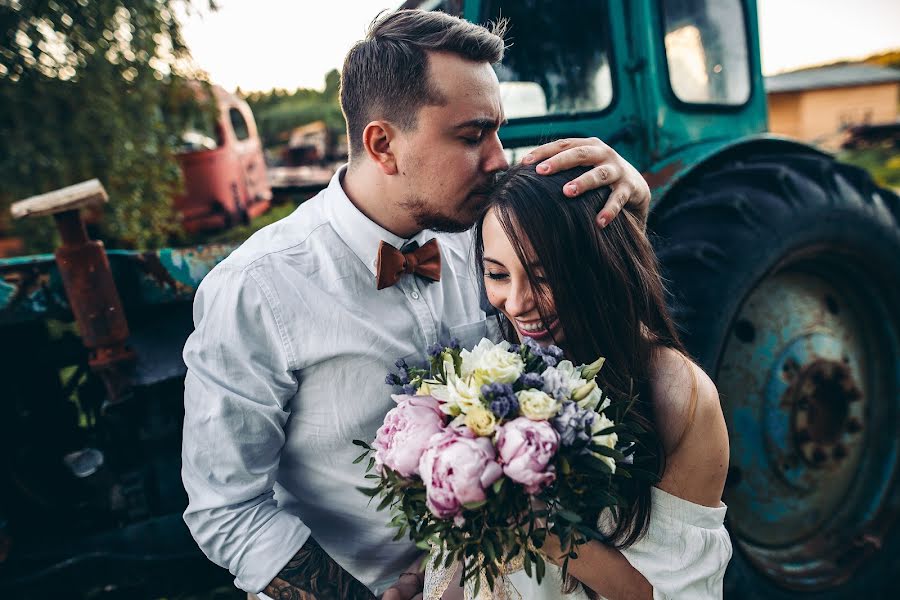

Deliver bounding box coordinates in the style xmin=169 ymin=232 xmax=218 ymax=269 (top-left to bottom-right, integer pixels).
xmin=442 ymin=164 xmax=732 ymax=599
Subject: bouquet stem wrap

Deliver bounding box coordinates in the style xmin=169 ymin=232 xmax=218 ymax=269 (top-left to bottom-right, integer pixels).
xmin=424 ymin=545 xmax=525 ymax=600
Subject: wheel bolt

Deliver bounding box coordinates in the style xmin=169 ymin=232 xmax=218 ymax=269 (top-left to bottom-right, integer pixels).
xmin=812 ymin=448 xmax=827 ymax=464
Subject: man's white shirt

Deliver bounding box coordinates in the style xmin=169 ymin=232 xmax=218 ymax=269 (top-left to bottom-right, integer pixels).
xmin=181 ymin=166 xmax=495 ymax=595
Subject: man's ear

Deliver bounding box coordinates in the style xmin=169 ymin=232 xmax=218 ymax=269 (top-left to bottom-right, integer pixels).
xmin=362 ymin=120 xmax=398 ymax=175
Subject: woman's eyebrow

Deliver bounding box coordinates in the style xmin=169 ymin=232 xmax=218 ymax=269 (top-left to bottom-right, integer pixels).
xmin=482 ymin=256 xmax=505 ymax=267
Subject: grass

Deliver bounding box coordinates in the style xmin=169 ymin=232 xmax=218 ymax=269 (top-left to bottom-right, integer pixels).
xmin=838 ymin=145 xmax=900 ymax=191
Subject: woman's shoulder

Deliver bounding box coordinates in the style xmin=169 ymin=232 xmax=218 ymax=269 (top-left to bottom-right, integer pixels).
xmin=649 ymin=347 xmax=730 ymax=507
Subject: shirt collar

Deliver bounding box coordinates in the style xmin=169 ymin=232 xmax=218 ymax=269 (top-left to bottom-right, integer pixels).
xmin=327 ymin=165 xmax=434 ymax=278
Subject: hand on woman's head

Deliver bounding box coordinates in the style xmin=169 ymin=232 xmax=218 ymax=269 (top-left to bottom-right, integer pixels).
xmin=521 ymin=137 xmax=650 ymax=228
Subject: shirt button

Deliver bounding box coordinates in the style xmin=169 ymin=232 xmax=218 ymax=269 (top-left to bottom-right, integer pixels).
xmin=410 ymin=291 xmax=420 ymax=300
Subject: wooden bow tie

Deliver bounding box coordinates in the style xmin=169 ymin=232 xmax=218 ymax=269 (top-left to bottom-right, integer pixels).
xmin=375 ymin=239 xmax=442 ymax=290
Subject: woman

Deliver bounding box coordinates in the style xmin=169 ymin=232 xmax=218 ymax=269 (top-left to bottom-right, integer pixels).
xmin=471 ymin=164 xmax=732 ymax=599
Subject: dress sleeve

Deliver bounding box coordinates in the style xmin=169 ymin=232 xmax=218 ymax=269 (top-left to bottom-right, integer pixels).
xmin=181 ymin=264 xmax=309 ymax=594
xmin=617 ymin=488 xmax=733 ymax=599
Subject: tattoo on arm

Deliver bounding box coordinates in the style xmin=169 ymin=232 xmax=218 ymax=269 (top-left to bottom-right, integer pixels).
xmin=262 ymin=537 xmax=376 ymax=600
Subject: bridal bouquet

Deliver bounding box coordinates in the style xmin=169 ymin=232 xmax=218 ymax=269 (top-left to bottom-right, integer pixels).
xmin=354 ymin=337 xmax=648 ymax=598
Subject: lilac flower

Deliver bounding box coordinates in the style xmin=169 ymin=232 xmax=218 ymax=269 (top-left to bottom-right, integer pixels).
xmin=545 ymin=345 xmax=565 ymax=360
xmin=448 ymin=338 xmax=461 ymax=351
xmin=481 ymin=382 xmax=519 ymax=419
xmin=402 ymin=384 xmax=418 ymax=395
xmin=385 ymin=373 xmax=401 ymax=386
xmin=517 ymin=372 xmax=544 ymax=390
xmin=552 ymin=401 xmax=596 ymax=450
xmin=427 ymin=343 xmax=444 ymax=358
xmin=522 ymin=338 xmax=561 ymax=368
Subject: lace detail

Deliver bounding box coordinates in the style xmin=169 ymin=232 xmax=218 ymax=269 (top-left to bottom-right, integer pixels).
xmin=423 ymin=546 xmax=527 ymax=600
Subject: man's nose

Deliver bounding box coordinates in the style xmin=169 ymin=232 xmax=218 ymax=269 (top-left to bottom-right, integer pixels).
xmin=482 ymin=132 xmax=509 ymax=173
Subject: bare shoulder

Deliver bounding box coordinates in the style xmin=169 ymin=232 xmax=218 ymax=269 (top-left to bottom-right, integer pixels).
xmin=650 ymin=347 xmax=730 ymax=507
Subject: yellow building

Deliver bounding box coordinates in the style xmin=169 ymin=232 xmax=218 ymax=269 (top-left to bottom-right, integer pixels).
xmin=766 ymin=64 xmax=900 ymax=149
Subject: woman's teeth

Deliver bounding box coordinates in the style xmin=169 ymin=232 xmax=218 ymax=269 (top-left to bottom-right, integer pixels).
xmin=518 ymin=319 xmax=552 ymax=332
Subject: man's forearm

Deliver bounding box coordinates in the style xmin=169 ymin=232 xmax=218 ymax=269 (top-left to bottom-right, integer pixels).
xmin=263 ymin=536 xmax=376 ymax=600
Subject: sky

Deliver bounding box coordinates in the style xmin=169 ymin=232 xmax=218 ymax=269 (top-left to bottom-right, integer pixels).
xmin=179 ymin=0 xmax=900 ymax=93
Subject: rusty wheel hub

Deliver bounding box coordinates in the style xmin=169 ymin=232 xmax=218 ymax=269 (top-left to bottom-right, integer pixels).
xmin=787 ymin=358 xmax=863 ymax=469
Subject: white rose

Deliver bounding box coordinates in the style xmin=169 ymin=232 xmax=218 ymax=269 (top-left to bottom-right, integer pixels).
xmin=590 ymin=413 xmax=619 ymax=473
xmin=461 ymin=338 xmax=523 ymax=386
xmin=517 ymin=389 xmax=561 ymax=420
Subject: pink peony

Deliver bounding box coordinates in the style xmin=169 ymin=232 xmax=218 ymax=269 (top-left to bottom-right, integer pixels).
xmin=496 ymin=417 xmax=559 ymax=494
xmin=418 ymin=427 xmax=503 ymax=519
xmin=372 ymin=395 xmax=445 ymax=478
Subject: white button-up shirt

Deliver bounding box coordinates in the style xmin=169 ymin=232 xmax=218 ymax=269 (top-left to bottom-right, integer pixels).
xmin=181 ymin=167 xmax=494 ymax=595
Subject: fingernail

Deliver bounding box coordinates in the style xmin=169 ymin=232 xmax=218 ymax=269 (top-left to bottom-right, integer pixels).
xmin=598 ymin=217 xmax=607 ymax=227
xmin=537 ymin=162 xmax=550 ymax=173
xmin=523 ymin=153 xmax=534 ymax=163
xmin=565 ymin=183 xmax=577 ymax=195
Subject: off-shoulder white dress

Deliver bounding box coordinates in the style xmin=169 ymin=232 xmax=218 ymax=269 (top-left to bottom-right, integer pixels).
xmin=505 ymin=487 xmax=732 ymax=599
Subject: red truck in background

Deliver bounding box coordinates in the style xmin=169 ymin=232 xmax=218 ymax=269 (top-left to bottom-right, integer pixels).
xmin=174 ymin=85 xmax=272 ymax=233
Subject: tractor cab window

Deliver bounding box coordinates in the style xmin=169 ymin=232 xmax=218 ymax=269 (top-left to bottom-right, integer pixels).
xmin=480 ymin=0 xmax=613 ymax=119
xmin=661 ymin=0 xmax=751 ymax=105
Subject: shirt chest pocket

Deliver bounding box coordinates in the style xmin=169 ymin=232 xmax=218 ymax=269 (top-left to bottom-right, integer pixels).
xmin=448 ymin=318 xmax=491 ymax=352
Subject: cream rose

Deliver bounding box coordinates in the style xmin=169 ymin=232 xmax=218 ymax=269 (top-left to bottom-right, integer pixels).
xmin=517 ymin=389 xmax=560 ymax=420
xmin=464 ymin=406 xmax=498 ymax=437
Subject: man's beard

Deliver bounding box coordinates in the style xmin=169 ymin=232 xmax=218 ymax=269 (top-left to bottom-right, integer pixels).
xmin=399 ymin=193 xmax=489 ymax=233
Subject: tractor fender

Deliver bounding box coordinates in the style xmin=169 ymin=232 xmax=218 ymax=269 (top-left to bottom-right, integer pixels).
xmin=643 ymin=134 xmax=832 ymax=211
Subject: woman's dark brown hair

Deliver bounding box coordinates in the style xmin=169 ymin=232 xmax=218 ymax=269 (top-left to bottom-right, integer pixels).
xmin=475 ymin=164 xmax=687 ymax=554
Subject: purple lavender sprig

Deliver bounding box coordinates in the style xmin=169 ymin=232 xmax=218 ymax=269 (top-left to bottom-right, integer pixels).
xmin=481 ymin=382 xmax=519 ymax=420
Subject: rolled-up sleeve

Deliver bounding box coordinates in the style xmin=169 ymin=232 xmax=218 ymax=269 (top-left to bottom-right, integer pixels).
xmin=181 ymin=264 xmax=309 ymax=593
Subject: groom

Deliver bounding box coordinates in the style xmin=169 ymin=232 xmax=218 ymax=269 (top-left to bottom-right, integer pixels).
xmin=181 ymin=9 xmax=650 ymax=600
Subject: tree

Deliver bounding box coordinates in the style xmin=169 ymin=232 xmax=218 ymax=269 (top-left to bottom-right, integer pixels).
xmin=0 ymin=0 xmax=212 ymax=253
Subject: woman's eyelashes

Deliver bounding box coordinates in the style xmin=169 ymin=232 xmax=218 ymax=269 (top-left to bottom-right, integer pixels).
xmin=485 ymin=270 xmax=508 ymax=281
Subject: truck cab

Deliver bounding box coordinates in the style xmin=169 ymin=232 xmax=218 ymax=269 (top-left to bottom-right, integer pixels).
xmin=174 ymin=85 xmax=272 ymax=233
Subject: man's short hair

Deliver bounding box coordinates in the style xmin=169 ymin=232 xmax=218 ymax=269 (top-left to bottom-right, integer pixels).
xmin=340 ymin=9 xmax=507 ymax=160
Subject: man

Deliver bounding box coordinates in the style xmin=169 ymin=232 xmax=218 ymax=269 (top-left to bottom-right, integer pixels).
xmin=181 ymin=9 xmax=650 ymax=600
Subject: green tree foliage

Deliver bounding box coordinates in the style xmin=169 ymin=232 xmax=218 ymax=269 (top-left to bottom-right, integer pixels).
xmin=243 ymin=69 xmax=346 ymax=147
xmin=0 ymin=0 xmax=211 ymax=253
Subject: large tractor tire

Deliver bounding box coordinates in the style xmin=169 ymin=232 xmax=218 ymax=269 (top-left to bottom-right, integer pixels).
xmin=650 ymin=151 xmax=900 ymax=598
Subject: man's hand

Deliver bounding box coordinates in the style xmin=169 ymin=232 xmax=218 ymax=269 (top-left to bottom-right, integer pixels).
xmin=522 ymin=137 xmax=651 ymax=228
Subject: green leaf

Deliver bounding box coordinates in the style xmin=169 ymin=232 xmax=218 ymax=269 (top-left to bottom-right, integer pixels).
xmin=591 ymin=445 xmax=626 ymax=461
xmin=523 ymin=550 xmax=532 ymax=577
xmin=556 ymin=509 xmax=583 ymax=523
xmin=462 ymin=499 xmax=487 ymax=510
xmin=535 ymin=553 xmax=546 ymax=584
xmin=352 ymin=439 xmax=372 ymax=449
xmin=356 ymin=486 xmax=381 ymax=497
xmin=483 ymin=537 xmax=497 ymax=563
xmin=492 ymin=478 xmax=505 ymax=494
xmin=376 ymin=493 xmax=393 ymax=511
